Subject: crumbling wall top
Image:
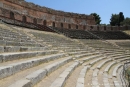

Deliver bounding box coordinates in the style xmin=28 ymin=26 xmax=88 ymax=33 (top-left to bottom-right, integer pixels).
xmin=5 ymin=0 xmax=91 ymax=18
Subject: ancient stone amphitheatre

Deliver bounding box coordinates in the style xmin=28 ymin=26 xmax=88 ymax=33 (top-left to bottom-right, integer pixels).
xmin=0 ymin=0 xmax=130 ymax=87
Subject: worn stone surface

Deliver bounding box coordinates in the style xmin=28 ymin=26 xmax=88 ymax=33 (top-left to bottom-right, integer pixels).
xmin=26 ymin=69 xmax=47 ymax=86
xmin=8 ymin=79 xmax=32 ymax=87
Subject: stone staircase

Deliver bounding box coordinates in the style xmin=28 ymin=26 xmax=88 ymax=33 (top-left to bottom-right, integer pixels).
xmin=0 ymin=23 xmax=129 ymax=87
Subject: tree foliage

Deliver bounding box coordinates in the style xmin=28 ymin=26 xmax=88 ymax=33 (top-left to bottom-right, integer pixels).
xmin=121 ymin=17 xmax=130 ymax=25
xmin=119 ymin=12 xmax=125 ymax=24
xmin=110 ymin=12 xmax=124 ymax=26
xmin=91 ymin=13 xmax=101 ymax=25
xmin=110 ymin=14 xmax=119 ymax=26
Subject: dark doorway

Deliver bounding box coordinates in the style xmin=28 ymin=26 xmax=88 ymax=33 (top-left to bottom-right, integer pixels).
xmin=10 ymin=11 xmax=15 ymax=19
xmin=83 ymin=25 xmax=86 ymax=30
xmin=43 ymin=20 xmax=47 ymax=26
xmin=76 ymin=25 xmax=78 ymax=29
xmin=22 ymin=16 xmax=26 ymax=22
xmin=52 ymin=22 xmax=55 ymax=27
xmin=61 ymin=23 xmax=63 ymax=28
xmin=104 ymin=26 xmax=106 ymax=30
xmin=68 ymin=24 xmax=71 ymax=29
xmin=33 ymin=18 xmax=37 ymax=24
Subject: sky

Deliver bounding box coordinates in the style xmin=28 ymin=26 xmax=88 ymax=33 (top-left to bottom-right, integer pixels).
xmin=25 ymin=0 xmax=130 ymax=24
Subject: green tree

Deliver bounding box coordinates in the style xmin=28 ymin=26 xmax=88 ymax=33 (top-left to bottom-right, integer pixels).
xmin=119 ymin=12 xmax=125 ymax=26
xmin=120 ymin=17 xmax=130 ymax=25
xmin=110 ymin=12 xmax=125 ymax=26
xmin=90 ymin=13 xmax=101 ymax=25
xmin=110 ymin=14 xmax=119 ymax=26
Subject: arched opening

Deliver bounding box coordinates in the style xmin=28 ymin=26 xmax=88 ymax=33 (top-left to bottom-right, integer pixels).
xmin=33 ymin=18 xmax=37 ymax=24
xmin=76 ymin=25 xmax=78 ymax=29
xmin=83 ymin=25 xmax=86 ymax=30
xmin=43 ymin=20 xmax=47 ymax=26
xmin=61 ymin=23 xmax=63 ymax=28
xmin=22 ymin=16 xmax=26 ymax=22
xmin=52 ymin=22 xmax=55 ymax=27
xmin=90 ymin=26 xmax=93 ymax=30
xmin=68 ymin=24 xmax=71 ymax=29
xmin=10 ymin=11 xmax=15 ymax=19
xmin=104 ymin=26 xmax=106 ymax=30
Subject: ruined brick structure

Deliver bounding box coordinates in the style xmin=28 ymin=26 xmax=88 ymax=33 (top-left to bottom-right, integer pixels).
xmin=0 ymin=0 xmax=96 ymax=30
xmin=0 ymin=0 xmax=130 ymax=31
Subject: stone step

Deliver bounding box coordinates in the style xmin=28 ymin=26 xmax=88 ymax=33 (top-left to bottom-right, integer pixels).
xmin=112 ymin=64 xmax=123 ymax=77
xmin=76 ymin=66 xmax=88 ymax=87
xmin=97 ymin=59 xmax=112 ymax=69
xmin=0 ymin=53 xmax=66 ymax=80
xmin=108 ymin=54 xmax=127 ymax=57
xmin=89 ymin=57 xmax=106 ymax=66
xmin=74 ymin=53 xmax=95 ymax=60
xmin=104 ymin=62 xmax=116 ymax=73
xmin=0 ymin=50 xmax=58 ymax=63
xmin=50 ymin=61 xmax=80 ymax=87
xmin=93 ymin=69 xmax=99 ymax=77
xmin=64 ymin=64 xmax=83 ymax=87
xmin=9 ymin=56 xmax=72 ymax=87
xmin=0 ymin=37 xmax=21 ymax=42
xmin=68 ymin=51 xmax=88 ymax=55
xmin=0 ymin=40 xmax=41 ymax=47
xmin=94 ymin=48 xmax=120 ymax=51
xmin=92 ymin=69 xmax=99 ymax=87
xmin=63 ymin=49 xmax=87 ymax=52
xmin=116 ymin=66 xmax=125 ymax=87
xmin=0 ymin=46 xmax=48 ymax=53
xmin=0 ymin=56 xmax=71 ymax=87
xmin=101 ymin=50 xmax=125 ymax=54
xmin=113 ymin=81 xmax=121 ymax=87
xmin=103 ymin=73 xmax=110 ymax=87
xmin=80 ymin=54 xmax=103 ymax=63
xmin=113 ymin=55 xmax=130 ymax=60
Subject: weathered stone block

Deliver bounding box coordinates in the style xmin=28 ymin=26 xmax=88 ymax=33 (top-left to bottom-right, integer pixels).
xmin=26 ymin=69 xmax=47 ymax=86
xmin=0 ymin=66 xmax=13 ymax=79
xmin=8 ymin=79 xmax=32 ymax=87
xmin=4 ymin=46 xmax=20 ymax=52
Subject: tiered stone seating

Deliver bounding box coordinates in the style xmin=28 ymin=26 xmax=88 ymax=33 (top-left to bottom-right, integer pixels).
xmin=76 ymin=66 xmax=88 ymax=87
xmin=51 ymin=27 xmax=130 ymax=40
xmin=52 ymin=27 xmax=99 ymax=39
xmin=0 ymin=24 xmax=41 ymax=47
xmin=0 ymin=22 xmax=129 ymax=87
xmin=79 ymin=39 xmax=129 ymax=87
xmin=50 ymin=62 xmax=79 ymax=87
xmin=90 ymin=31 xmax=130 ymax=39
xmin=0 ymin=23 xmax=102 ymax=87
xmin=116 ymin=41 xmax=130 ymax=50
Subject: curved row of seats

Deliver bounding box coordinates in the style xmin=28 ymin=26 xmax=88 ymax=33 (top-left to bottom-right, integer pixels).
xmin=0 ymin=23 xmax=129 ymax=87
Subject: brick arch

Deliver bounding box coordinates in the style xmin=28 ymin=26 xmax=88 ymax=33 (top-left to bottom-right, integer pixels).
xmin=68 ymin=24 xmax=71 ymax=29
xmin=43 ymin=20 xmax=47 ymax=26
xmin=22 ymin=16 xmax=26 ymax=22
xmin=33 ymin=18 xmax=37 ymax=24
xmin=76 ymin=25 xmax=78 ymax=29
xmin=104 ymin=26 xmax=106 ymax=30
xmin=61 ymin=23 xmax=63 ymax=28
xmin=83 ymin=25 xmax=86 ymax=30
xmin=52 ymin=22 xmax=55 ymax=27
xmin=10 ymin=11 xmax=15 ymax=19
